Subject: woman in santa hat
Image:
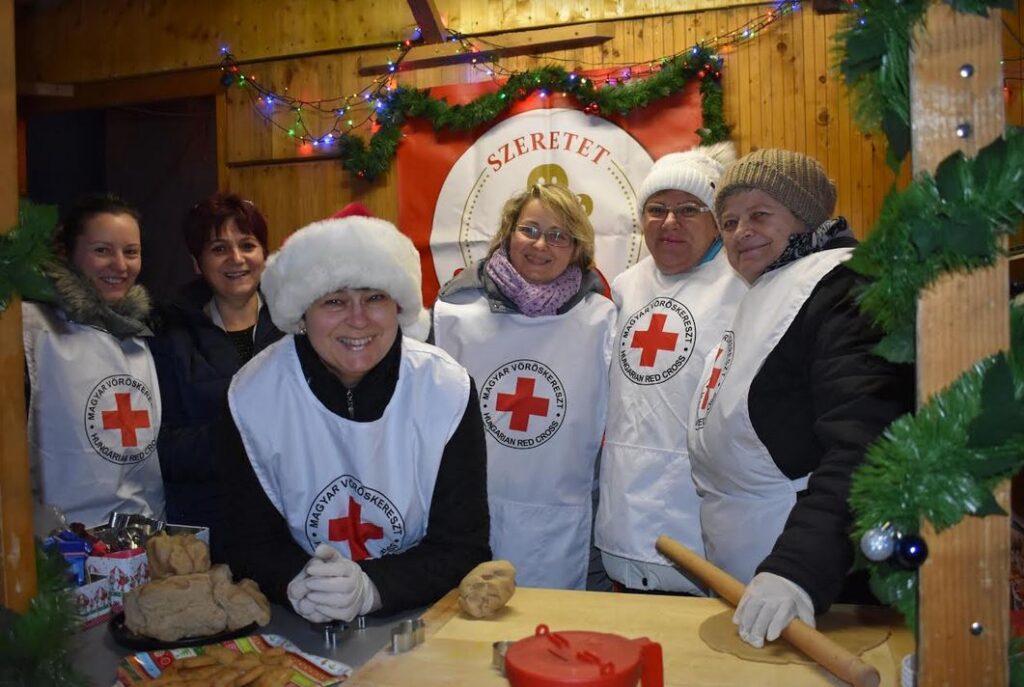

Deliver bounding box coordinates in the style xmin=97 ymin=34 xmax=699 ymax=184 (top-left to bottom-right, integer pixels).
xmin=216 ymin=203 xmax=490 ymax=621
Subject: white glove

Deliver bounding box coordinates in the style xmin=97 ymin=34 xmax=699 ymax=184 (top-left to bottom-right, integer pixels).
xmin=733 ymin=572 xmax=815 ymax=648
xmin=286 ymin=568 xmax=332 ymax=623
xmin=303 ymin=544 xmax=379 ymax=622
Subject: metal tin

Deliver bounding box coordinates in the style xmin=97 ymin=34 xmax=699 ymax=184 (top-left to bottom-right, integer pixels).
xmin=390 ymin=617 xmax=426 ymax=653
xmin=493 ymin=640 xmax=513 ymax=675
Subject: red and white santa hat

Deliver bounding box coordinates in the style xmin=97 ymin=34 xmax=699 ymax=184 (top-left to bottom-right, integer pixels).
xmin=261 ymin=202 xmax=428 ymax=338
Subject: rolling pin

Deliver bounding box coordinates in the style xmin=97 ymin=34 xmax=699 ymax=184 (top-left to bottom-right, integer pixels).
xmin=655 ymin=535 xmax=881 ymax=687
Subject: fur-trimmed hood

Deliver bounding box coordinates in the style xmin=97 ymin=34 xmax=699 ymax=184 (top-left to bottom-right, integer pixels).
xmin=42 ymin=259 xmax=154 ymax=338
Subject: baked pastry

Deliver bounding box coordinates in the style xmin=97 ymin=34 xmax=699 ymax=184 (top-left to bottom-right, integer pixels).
xmin=146 ymin=532 xmax=210 ymax=578
xmin=211 ymin=565 xmax=272 ymax=630
xmin=124 ymin=572 xmax=227 ymax=641
xmin=124 ymin=538 xmax=271 ymax=640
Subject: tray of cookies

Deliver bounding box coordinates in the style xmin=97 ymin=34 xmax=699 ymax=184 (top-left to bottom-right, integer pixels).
xmin=114 ymin=633 xmax=351 ymax=686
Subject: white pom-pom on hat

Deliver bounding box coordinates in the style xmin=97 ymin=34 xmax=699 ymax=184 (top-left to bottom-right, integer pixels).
xmin=261 ymin=202 xmax=425 ymax=336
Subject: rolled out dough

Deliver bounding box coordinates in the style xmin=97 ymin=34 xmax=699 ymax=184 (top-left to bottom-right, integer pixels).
xmin=699 ymin=606 xmax=891 ymax=664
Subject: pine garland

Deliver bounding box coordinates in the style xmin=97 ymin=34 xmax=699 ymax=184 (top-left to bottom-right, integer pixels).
xmin=334 ymin=50 xmax=728 ymax=180
xmin=836 ymin=0 xmax=1014 ymax=167
xmin=850 ymin=304 xmax=1024 ymax=624
xmin=846 ymin=128 xmax=1024 ymax=363
xmin=0 ymin=200 xmax=56 ymax=313
xmin=0 ymin=545 xmax=87 ymax=687
xmin=837 ymin=0 xmax=1024 ymax=642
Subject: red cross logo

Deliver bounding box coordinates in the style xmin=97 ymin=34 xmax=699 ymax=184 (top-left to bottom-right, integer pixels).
xmin=630 ymin=313 xmax=679 ymax=367
xmin=328 ymin=496 xmax=384 ymax=561
xmin=495 ymin=377 xmax=550 ymax=432
xmin=700 ymin=346 xmax=727 ymax=411
xmin=101 ymin=393 xmax=151 ymax=447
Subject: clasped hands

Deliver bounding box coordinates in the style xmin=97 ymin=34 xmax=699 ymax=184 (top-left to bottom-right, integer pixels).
xmin=287 ymin=544 xmax=381 ymax=622
xmin=733 ymin=572 xmax=815 ymax=648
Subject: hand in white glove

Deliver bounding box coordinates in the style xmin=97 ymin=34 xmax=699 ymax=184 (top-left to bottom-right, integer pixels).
xmin=286 ymin=568 xmax=332 ymax=623
xmin=733 ymin=572 xmax=815 ymax=648
xmin=303 ymin=544 xmax=380 ymax=622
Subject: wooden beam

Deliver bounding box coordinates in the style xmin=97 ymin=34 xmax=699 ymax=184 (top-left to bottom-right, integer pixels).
xmin=406 ymin=0 xmax=447 ymax=44
xmin=358 ymin=23 xmax=615 ymax=76
xmin=18 ymin=67 xmax=221 ymax=115
xmin=811 ymin=0 xmax=846 ymax=13
xmin=16 ymin=81 xmax=73 ymax=97
xmin=911 ymin=4 xmax=1009 ymax=686
xmin=0 ymin=0 xmax=38 ymax=614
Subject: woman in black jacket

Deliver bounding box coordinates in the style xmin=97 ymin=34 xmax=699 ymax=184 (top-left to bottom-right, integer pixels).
xmin=150 ymin=193 xmax=282 ymax=531
xmin=216 ymin=203 xmax=490 ymax=620
xmin=688 ymin=149 xmax=913 ymax=648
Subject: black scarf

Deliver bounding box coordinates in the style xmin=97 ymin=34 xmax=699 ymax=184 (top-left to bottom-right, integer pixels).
xmin=762 ymin=217 xmax=854 ymax=276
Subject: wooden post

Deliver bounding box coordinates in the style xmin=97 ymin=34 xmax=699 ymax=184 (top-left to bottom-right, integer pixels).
xmin=406 ymin=0 xmax=447 ymax=43
xmin=911 ymin=4 xmax=1010 ymax=685
xmin=0 ymin=0 xmax=39 ymax=612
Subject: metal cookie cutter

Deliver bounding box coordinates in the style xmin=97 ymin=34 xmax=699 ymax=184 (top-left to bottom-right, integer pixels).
xmin=390 ymin=617 xmax=426 ymax=653
xmin=492 ymin=640 xmax=513 ymax=676
xmin=311 ymin=620 xmax=347 ymax=649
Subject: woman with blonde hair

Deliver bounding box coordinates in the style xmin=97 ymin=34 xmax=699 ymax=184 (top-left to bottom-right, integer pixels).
xmin=433 ymin=183 xmax=616 ymax=589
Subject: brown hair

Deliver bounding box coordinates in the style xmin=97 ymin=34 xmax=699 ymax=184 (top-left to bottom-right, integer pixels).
xmin=487 ymin=184 xmax=595 ymax=271
xmin=183 ymin=192 xmax=269 ymax=259
xmin=55 ymin=193 xmax=141 ymax=256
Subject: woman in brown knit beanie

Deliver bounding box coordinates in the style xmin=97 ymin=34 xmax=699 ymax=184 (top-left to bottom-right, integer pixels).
xmin=714 ymin=148 xmax=844 ymax=283
xmin=687 ymin=148 xmax=914 ymax=649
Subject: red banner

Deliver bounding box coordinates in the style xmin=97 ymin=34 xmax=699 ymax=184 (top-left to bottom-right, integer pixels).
xmin=397 ymin=81 xmax=704 ymax=306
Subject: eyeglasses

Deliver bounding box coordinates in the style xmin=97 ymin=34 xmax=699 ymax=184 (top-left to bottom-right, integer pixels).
xmin=515 ymin=225 xmax=574 ymax=248
xmin=644 ymin=203 xmax=713 ymax=221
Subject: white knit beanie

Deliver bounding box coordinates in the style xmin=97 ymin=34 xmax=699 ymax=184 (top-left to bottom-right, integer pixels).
xmin=637 ymin=141 xmax=738 ymax=214
xmin=261 ymin=203 xmax=427 ymax=336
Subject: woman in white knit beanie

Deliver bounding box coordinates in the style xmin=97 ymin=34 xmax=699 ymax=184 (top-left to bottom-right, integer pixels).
xmin=596 ymin=142 xmax=749 ymax=598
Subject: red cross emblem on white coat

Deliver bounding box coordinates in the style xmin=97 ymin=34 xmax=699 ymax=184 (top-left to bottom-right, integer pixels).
xmin=495 ymin=377 xmax=550 ymax=432
xmin=101 ymin=392 xmax=151 ymax=447
xmin=328 ymin=496 xmax=384 ymax=561
xmin=630 ymin=313 xmax=679 ymax=367
xmin=699 ymin=347 xmax=727 ymax=411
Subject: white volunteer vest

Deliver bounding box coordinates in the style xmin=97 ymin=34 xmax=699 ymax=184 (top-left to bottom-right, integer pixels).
xmin=229 ymin=336 xmax=470 ymax=560
xmin=22 ymin=302 xmax=164 ymax=527
xmin=433 ymin=290 xmax=615 ymax=589
xmin=688 ymin=248 xmax=853 ymax=585
xmin=595 ymin=252 xmax=746 ymax=592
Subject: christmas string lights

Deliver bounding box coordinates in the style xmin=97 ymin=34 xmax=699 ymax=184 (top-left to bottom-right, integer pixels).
xmin=219 ymin=1 xmax=802 ymax=180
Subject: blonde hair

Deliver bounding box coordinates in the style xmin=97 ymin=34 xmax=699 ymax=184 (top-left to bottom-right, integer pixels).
xmin=487 ymin=184 xmax=595 ymax=270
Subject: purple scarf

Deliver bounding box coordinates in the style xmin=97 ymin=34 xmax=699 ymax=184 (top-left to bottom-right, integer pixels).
xmin=485 ymin=247 xmax=582 ymax=317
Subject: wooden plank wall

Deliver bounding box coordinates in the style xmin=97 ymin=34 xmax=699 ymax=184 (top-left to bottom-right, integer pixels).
xmin=1 ymin=0 xmax=37 ymax=613
xmin=17 ymin=1 xmax=1023 ymax=260
xmin=217 ymin=5 xmax=896 ymax=251
xmin=14 ymin=0 xmax=748 ymax=82
xmin=1003 ymin=7 xmax=1024 ymax=285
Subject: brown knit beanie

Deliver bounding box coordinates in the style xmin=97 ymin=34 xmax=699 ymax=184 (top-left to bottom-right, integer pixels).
xmin=714 ymin=148 xmax=837 ymax=231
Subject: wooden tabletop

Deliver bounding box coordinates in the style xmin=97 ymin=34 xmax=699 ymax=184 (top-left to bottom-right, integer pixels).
xmin=344 ymin=587 xmax=914 ymax=686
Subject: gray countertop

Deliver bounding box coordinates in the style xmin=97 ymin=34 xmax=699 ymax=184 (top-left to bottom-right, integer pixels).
xmin=71 ymin=605 xmax=423 ymax=686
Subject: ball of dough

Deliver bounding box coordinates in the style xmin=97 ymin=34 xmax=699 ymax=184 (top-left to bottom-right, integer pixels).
xmin=458 ymin=560 xmax=516 ymax=618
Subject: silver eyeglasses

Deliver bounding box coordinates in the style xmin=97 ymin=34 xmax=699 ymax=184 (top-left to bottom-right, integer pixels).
xmin=515 ymin=225 xmax=574 ymax=248
xmin=644 ymin=203 xmax=713 ymax=221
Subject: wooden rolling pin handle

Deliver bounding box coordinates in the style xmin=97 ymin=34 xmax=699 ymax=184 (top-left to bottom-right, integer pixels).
xmin=655 ymin=535 xmax=880 ymax=687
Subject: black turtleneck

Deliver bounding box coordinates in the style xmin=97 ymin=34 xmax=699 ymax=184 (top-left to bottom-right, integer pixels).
xmin=294 ymin=329 xmax=402 ymax=421
xmin=215 ymin=332 xmax=490 ymax=614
